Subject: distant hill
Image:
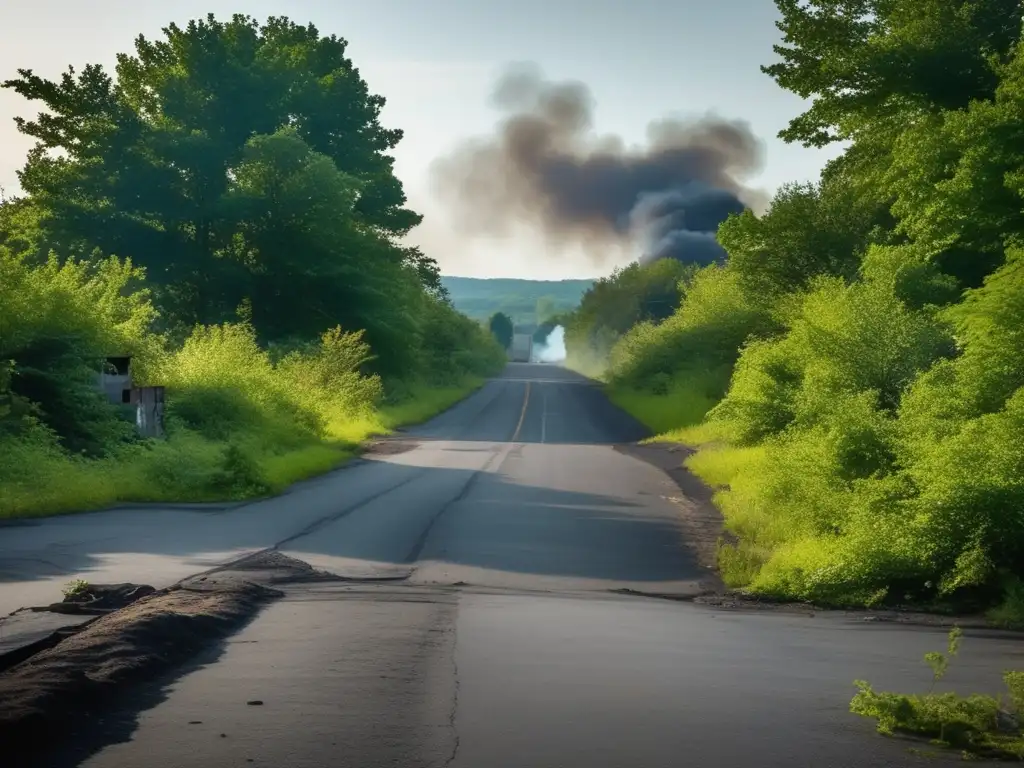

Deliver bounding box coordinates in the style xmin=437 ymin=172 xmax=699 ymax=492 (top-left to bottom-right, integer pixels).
xmin=441 ymin=276 xmax=595 ymax=326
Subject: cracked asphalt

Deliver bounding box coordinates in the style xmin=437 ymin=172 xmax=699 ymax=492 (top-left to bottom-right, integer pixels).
xmin=9 ymin=364 xmax=1024 ymax=767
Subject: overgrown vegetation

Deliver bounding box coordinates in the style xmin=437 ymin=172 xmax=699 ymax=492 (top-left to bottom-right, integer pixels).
xmin=563 ymin=0 xmax=1024 ymax=621
xmin=0 ymin=14 xmax=504 ymax=519
xmin=851 ymin=627 xmax=1024 ymax=760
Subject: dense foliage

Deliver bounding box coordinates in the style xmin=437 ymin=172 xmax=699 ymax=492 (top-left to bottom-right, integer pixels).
xmin=564 ymin=259 xmax=694 ymax=377
xmin=564 ymin=1 xmax=1024 ymax=619
xmin=0 ymin=14 xmax=504 ymax=518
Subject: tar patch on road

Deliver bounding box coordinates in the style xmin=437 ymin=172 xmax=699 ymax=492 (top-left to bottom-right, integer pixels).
xmin=0 ymin=552 xmax=331 ymax=767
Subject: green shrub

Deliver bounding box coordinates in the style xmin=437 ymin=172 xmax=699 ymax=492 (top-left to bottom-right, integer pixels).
xmin=0 ymin=248 xmax=502 ymax=518
xmin=709 ymin=275 xmax=951 ymax=443
xmin=684 ymin=273 xmax=958 ymax=603
xmin=564 ymin=259 xmax=693 ymax=374
xmin=0 ymin=248 xmax=158 ymax=453
xmin=607 ymin=265 xmax=774 ymax=390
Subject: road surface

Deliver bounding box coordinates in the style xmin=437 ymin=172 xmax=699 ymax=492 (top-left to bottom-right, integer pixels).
xmin=7 ymin=364 xmax=1021 ymax=767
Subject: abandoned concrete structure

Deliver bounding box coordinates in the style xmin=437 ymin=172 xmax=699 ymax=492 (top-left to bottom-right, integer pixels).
xmin=97 ymin=356 xmax=165 ymax=438
xmin=98 ymin=356 xmax=132 ymax=405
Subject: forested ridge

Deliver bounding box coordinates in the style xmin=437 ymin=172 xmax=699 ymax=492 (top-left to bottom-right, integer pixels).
xmin=0 ymin=14 xmax=505 ymax=518
xmin=440 ymin=276 xmax=595 ymax=325
xmin=565 ymin=0 xmax=1024 ymax=620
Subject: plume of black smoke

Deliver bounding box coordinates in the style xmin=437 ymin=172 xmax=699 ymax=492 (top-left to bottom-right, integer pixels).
xmin=430 ymin=63 xmax=766 ymax=266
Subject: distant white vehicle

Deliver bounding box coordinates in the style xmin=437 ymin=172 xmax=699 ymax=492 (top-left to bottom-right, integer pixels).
xmin=510 ymin=333 xmax=533 ymax=362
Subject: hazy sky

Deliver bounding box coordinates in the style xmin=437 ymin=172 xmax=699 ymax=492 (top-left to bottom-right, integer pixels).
xmin=0 ymin=1 xmax=843 ymax=279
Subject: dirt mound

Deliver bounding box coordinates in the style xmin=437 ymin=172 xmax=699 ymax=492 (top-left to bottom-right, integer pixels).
xmin=0 ymin=579 xmax=280 ymax=758
xmin=181 ymin=549 xmax=344 ymax=589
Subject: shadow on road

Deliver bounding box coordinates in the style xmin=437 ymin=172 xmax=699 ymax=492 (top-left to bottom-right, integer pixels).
xmin=0 ymin=362 xmax=709 ymax=604
xmin=0 ymin=468 xmax=704 ymax=587
xmin=32 ymin=638 xmax=236 ymax=768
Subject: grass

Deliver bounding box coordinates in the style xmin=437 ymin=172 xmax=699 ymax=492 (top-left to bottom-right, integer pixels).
xmin=603 ymin=368 xmax=730 ymax=440
xmin=259 ymin=442 xmax=362 ymax=490
xmin=851 ymin=627 xmax=1024 ymax=760
xmin=0 ymin=376 xmax=486 ymax=520
xmin=378 ymin=377 xmax=486 ymax=429
xmin=607 ymin=383 xmax=717 ymax=436
xmin=682 ymin=442 xmax=763 ymax=487
xmin=682 ymin=443 xmax=774 ymax=587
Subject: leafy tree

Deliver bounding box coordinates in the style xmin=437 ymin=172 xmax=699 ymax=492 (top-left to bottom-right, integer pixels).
xmin=719 ymin=178 xmax=888 ymax=299
xmin=217 ymin=127 xmax=422 ymax=363
xmin=876 ymin=42 xmax=1024 ymax=289
xmin=0 ymin=195 xmax=50 ymax=262
xmin=564 ymin=259 xmax=692 ymax=364
xmin=418 ymin=299 xmax=505 ymax=382
xmin=2 ymin=13 xmax=436 ymax=369
xmin=488 ymin=312 xmax=514 ymax=349
xmin=765 ymin=0 xmax=1022 ymax=147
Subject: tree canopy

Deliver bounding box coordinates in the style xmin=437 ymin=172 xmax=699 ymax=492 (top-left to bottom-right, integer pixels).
xmin=3 ymin=14 xmax=440 ymax=372
xmin=765 ymin=0 xmax=1022 ymax=147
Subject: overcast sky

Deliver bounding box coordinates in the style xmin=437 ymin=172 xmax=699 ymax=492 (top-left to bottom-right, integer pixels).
xmin=0 ymin=1 xmax=843 ymax=279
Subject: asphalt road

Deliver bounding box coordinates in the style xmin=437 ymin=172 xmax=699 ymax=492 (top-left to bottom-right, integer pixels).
xmin=12 ymin=364 xmax=1024 ymax=767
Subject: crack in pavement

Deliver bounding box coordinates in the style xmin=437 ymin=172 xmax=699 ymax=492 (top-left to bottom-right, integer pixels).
xmin=403 ymin=382 xmax=531 ymax=569
xmin=442 ymin=616 xmax=462 ymax=768
xmin=275 ymin=377 xmax=521 ymax=559
xmin=275 ymin=470 xmax=427 ymax=550
xmin=402 ymin=442 xmax=512 ymax=566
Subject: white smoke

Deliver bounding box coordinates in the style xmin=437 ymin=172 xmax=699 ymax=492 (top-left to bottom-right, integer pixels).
xmin=534 ymin=325 xmax=567 ymax=363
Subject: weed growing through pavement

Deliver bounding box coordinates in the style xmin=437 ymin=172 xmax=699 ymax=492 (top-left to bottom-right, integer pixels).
xmin=850 ymin=627 xmax=1024 ymax=760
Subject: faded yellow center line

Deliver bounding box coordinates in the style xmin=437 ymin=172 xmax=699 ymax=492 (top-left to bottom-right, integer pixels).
xmin=511 ymin=381 xmax=531 ymax=442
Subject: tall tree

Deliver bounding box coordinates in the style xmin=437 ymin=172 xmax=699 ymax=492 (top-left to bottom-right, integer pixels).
xmin=3 ymin=14 xmax=436 ymax=365
xmin=488 ymin=312 xmax=514 ymax=350
xmin=765 ymin=0 xmax=1022 ymax=147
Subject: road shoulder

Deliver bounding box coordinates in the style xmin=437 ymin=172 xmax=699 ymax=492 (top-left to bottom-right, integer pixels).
xmin=615 ymin=441 xmax=726 ymax=588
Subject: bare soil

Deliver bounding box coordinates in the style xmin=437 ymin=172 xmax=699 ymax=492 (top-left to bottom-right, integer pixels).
xmin=362 ymin=436 xmax=424 ymax=457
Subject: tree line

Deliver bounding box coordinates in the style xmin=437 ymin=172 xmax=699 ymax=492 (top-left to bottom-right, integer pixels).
xmin=0 ymin=14 xmax=504 ymax=517
xmin=564 ymin=0 xmax=1024 ymax=620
